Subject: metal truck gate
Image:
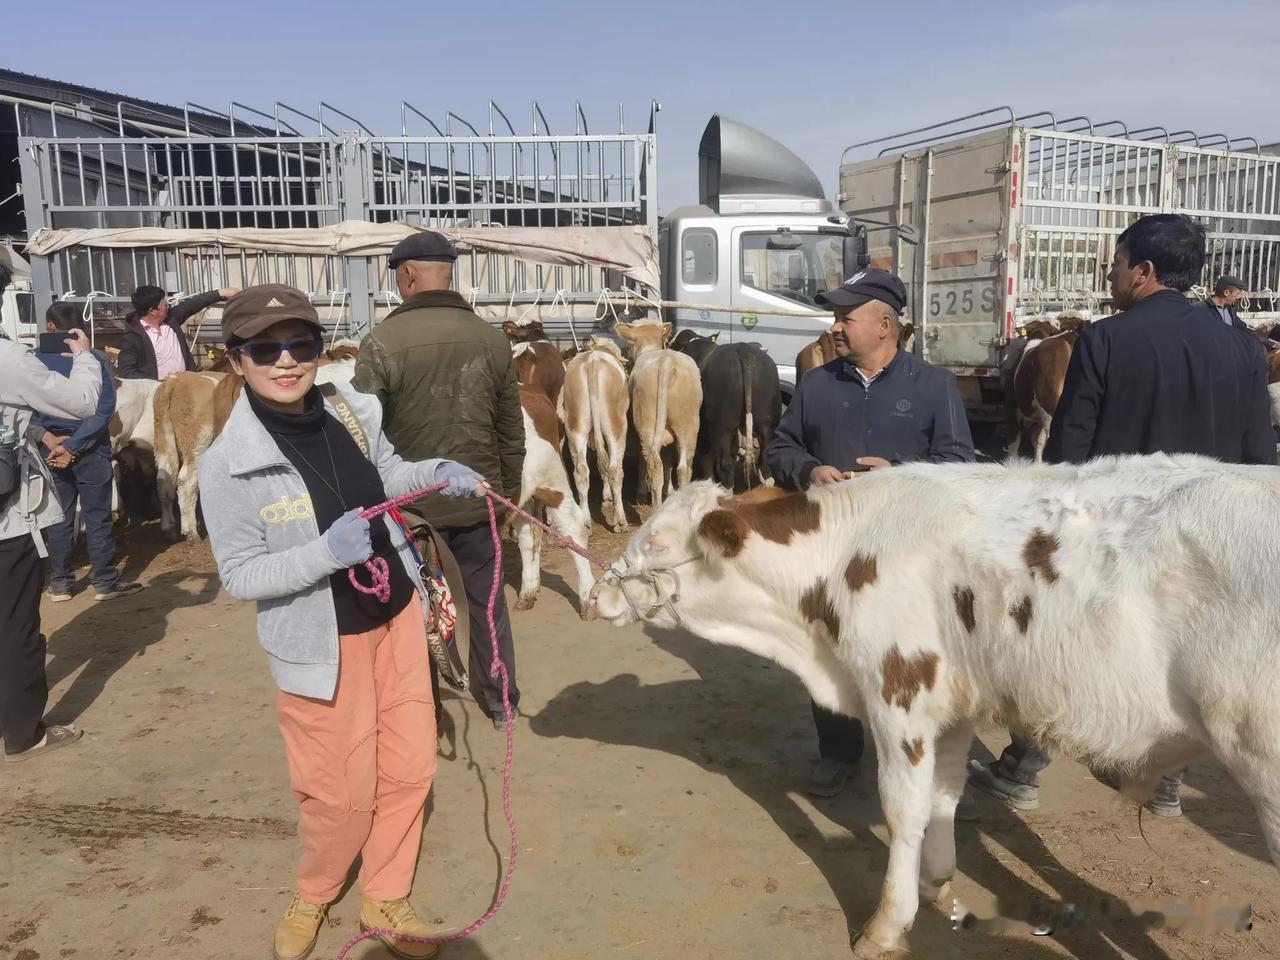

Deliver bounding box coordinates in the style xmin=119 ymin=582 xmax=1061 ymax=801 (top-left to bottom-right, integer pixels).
xmin=839 ymin=108 xmax=1280 ymax=376
xmin=15 ymin=101 xmax=657 ymax=344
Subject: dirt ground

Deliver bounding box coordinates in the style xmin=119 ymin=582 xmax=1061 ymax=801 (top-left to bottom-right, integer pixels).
xmin=2 ymin=520 xmax=1275 ymax=960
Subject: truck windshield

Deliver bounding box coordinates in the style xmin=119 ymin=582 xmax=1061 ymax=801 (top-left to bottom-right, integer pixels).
xmin=740 ymin=232 xmax=844 ymax=308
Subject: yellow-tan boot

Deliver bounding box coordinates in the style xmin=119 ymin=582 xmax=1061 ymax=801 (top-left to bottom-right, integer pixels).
xmin=273 ymin=893 xmax=328 ymax=960
xmin=359 ymin=897 xmax=440 ymax=959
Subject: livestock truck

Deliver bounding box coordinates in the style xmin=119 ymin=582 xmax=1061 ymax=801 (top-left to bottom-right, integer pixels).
xmin=837 ymin=107 xmax=1280 ymax=420
xmin=10 ymin=95 xmax=869 ymax=387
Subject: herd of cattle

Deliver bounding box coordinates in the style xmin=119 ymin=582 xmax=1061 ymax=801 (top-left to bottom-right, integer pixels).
xmin=98 ymin=309 xmax=1280 ymax=620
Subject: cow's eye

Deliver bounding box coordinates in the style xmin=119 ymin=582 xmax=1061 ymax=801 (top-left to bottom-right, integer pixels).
xmin=644 ymin=536 xmax=670 ymax=557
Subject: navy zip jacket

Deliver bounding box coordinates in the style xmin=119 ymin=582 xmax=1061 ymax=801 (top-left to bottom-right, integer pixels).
xmin=1044 ymin=289 xmax=1275 ymax=466
xmin=768 ymin=348 xmax=974 ymax=490
xmin=35 ymin=349 xmax=116 ymax=457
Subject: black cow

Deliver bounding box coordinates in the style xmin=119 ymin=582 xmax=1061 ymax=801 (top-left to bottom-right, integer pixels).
xmin=695 ymin=342 xmax=780 ymax=489
xmin=672 ymin=330 xmax=720 ymax=368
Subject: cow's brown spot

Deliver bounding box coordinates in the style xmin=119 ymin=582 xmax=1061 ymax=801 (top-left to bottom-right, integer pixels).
xmin=1023 ymin=529 xmax=1060 ymax=584
xmin=533 ymin=486 xmax=564 ymax=509
xmin=881 ymin=647 xmax=940 ymax=711
xmin=799 ymin=580 xmax=840 ymax=643
xmin=952 ymin=586 xmax=976 ymax=633
xmin=108 ymin=412 xmax=123 ymax=438
xmin=698 ymin=492 xmax=820 ymax=558
xmin=1010 ymin=596 xmax=1033 ymax=633
xmin=844 ymin=553 xmax=878 ymax=592
xmin=902 ymin=738 xmax=925 ymax=766
xmin=519 ymin=385 xmax=561 ymax=447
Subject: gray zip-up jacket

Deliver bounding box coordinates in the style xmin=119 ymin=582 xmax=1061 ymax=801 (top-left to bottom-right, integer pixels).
xmin=0 ymin=339 xmax=102 ymax=550
xmin=199 ymin=386 xmax=443 ymax=700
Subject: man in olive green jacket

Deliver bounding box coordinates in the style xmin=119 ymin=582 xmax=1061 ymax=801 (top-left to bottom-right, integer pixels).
xmin=353 ymin=232 xmax=525 ymax=728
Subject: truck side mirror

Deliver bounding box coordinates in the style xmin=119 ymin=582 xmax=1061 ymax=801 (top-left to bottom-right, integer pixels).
xmin=843 ymin=229 xmax=870 ymax=276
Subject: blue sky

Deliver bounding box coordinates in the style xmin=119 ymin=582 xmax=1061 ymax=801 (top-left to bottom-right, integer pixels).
xmin=7 ymin=0 xmax=1279 ymax=211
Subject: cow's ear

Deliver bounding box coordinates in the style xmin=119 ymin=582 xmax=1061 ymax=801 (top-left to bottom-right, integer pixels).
xmin=710 ymin=332 xmax=719 ymax=342
xmin=616 ymin=323 xmax=636 ymax=341
xmin=661 ymin=322 xmax=672 ymax=342
xmin=501 ymin=321 xmax=519 ymax=336
xmin=697 ymin=509 xmax=749 ymax=559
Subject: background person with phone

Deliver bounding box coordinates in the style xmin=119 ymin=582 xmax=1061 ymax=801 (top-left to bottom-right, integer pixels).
xmin=34 ymin=302 xmax=142 ymax=603
xmin=0 ymin=320 xmax=101 ymax=763
xmin=767 ymin=268 xmax=975 ymax=799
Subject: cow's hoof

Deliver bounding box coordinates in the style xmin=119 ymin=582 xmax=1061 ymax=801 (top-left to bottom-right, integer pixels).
xmin=851 ymin=927 xmax=902 ymax=959
xmin=920 ymin=879 xmax=953 ymax=908
xmin=608 ymin=520 xmax=628 ymax=534
xmin=579 ymin=605 xmax=598 ymax=622
xmin=515 ymin=594 xmax=537 ymax=611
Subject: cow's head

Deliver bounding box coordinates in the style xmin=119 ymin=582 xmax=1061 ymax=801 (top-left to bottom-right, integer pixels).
xmin=615 ymin=321 xmax=670 ymax=359
xmin=586 ymin=481 xmax=804 ymax=630
xmin=502 ymin=319 xmax=547 ymax=343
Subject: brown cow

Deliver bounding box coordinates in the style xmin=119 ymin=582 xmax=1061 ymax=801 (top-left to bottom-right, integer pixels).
xmin=153 ymin=372 xmax=228 ymax=540
xmin=796 ymin=331 xmax=837 ymax=381
xmin=563 ymin=337 xmax=630 ymax=531
xmin=616 ymin=321 xmax=702 ymax=509
xmin=1007 ymin=329 xmax=1079 ymax=461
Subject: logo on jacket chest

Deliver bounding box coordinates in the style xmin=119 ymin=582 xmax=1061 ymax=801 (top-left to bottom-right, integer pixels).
xmin=260 ymin=493 xmax=315 ymax=525
xmin=896 ymin=398 xmax=912 ymax=413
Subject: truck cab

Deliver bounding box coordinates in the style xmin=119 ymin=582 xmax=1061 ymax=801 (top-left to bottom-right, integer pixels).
xmin=660 ymin=116 xmax=867 ymax=403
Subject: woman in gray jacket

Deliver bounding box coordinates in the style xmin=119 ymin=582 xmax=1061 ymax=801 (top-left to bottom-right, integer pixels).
xmin=1 ymin=326 xmax=101 ymax=764
xmin=198 ymin=285 xmax=483 ymax=960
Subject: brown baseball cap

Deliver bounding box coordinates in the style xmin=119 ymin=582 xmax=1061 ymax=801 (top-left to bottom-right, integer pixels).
xmin=221 ymin=284 xmax=321 ymax=342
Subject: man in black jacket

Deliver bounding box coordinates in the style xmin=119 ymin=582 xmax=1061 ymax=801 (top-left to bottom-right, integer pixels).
xmin=767 ymin=268 xmax=974 ymax=798
xmin=115 ymin=285 xmax=238 ymax=380
xmin=1204 ymin=274 xmax=1250 ymax=331
xmin=969 ymin=214 xmax=1276 ymax=818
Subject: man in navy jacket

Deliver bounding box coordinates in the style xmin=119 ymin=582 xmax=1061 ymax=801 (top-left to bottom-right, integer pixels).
xmin=33 ymin=303 xmax=142 ymax=602
xmin=768 ymin=268 xmax=974 ymax=798
xmin=970 ymin=214 xmax=1275 ymax=819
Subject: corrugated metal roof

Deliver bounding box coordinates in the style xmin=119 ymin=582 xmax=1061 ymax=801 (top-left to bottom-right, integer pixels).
xmin=0 ymin=68 xmax=234 ymax=132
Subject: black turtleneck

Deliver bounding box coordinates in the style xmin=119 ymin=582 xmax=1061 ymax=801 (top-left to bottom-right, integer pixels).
xmin=248 ymin=387 xmax=415 ymax=633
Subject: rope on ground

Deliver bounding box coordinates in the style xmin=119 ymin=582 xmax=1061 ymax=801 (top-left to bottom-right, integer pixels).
xmin=334 ymin=479 xmax=607 ymax=958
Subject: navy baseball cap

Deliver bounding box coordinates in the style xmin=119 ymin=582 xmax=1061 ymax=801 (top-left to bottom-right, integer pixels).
xmin=388 ymin=230 xmax=457 ymax=269
xmin=816 ymin=267 xmax=908 ymax=315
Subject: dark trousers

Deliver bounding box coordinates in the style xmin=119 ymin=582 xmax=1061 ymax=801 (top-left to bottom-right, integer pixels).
xmin=994 ymin=734 xmax=1052 ymax=786
xmin=0 ymin=534 xmax=49 ymax=755
xmin=47 ymin=451 xmax=121 ymax=594
xmin=812 ymin=700 xmax=865 ymax=764
xmin=439 ymin=521 xmax=519 ymax=718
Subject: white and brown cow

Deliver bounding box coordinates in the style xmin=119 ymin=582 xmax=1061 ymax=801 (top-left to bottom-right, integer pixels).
xmin=586 ymin=457 xmax=1280 ymax=957
xmin=563 ymin=337 xmax=630 ymax=532
xmin=510 ymin=382 xmax=595 ymax=616
xmin=503 ymin=320 xmax=566 ymax=411
xmin=153 ymin=371 xmax=229 ymax=540
xmin=616 ymin=321 xmax=702 ymax=510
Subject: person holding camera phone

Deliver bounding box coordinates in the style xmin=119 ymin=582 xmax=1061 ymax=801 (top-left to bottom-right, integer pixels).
xmin=34 ymin=302 xmax=142 ymax=603
xmin=0 ymin=319 xmax=101 ymax=763
xmin=767 ymin=268 xmax=975 ymax=800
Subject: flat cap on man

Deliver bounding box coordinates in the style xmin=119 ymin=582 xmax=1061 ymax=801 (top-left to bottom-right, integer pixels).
xmin=816 ymin=267 xmax=908 ymax=315
xmin=388 ymin=231 xmax=457 ymax=269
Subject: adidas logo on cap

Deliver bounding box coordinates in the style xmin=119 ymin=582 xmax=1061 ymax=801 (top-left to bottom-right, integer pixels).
xmin=265 ymin=297 xmax=284 ymax=308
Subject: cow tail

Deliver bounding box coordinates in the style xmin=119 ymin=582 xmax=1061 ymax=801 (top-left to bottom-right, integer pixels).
xmin=588 ymin=358 xmax=606 ymax=460
xmin=652 ymin=352 xmax=670 ymax=457
xmin=740 ymin=348 xmax=757 ymax=488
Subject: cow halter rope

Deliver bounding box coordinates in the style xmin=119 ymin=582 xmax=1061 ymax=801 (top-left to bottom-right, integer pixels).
xmin=332 ymin=481 xmax=609 ymax=959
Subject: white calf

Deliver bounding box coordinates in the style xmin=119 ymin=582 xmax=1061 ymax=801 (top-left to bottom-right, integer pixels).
xmin=153 ymin=372 xmax=226 ymax=541
xmin=587 ymin=457 xmax=1280 ymax=957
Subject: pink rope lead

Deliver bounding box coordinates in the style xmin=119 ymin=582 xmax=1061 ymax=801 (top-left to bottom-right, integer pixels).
xmin=335 ymin=488 xmax=519 ymax=958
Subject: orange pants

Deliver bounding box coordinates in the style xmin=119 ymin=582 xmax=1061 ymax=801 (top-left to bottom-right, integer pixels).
xmin=277 ymin=600 xmax=437 ymax=903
